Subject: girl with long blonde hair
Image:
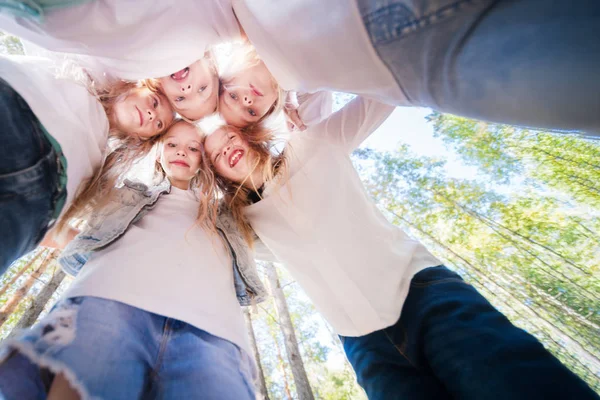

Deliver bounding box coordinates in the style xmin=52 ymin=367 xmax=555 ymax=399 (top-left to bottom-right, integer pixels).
xmin=204 ymin=97 xmax=600 ymax=400
xmin=0 ymin=55 xmax=175 ymax=273
xmin=0 ymin=121 xmax=266 ymax=399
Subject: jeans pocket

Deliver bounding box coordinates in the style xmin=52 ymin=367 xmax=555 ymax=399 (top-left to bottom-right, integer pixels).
xmin=359 ymin=0 xmax=491 ymax=45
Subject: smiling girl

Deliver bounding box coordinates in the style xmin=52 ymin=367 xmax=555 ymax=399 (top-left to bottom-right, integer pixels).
xmin=0 ymin=54 xmax=175 ymax=274
xmin=151 ymin=53 xmax=220 ymax=122
xmin=0 ymin=121 xmax=265 ymax=400
xmin=204 ymin=98 xmax=600 ymax=400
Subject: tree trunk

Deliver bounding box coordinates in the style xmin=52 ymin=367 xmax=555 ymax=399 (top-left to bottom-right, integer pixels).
xmin=265 ymin=263 xmax=315 ymax=400
xmin=8 ymin=267 xmax=66 ymax=338
xmin=0 ymin=249 xmax=55 ymax=328
xmin=0 ymin=250 xmax=45 ymax=298
xmin=244 ymin=308 xmax=271 ymax=400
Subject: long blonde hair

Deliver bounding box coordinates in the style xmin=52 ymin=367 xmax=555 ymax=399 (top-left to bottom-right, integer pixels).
xmin=54 ymin=79 xmax=172 ymax=234
xmin=154 ymin=121 xmax=219 ymax=233
xmin=217 ymin=43 xmax=286 ymax=127
xmin=212 ymin=124 xmax=287 ymax=246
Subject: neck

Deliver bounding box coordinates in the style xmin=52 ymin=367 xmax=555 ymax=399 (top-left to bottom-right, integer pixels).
xmin=243 ymin=171 xmax=265 ymax=192
xmin=170 ymin=179 xmax=190 ymax=190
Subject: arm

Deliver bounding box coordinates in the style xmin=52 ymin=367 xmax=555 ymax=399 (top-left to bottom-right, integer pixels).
xmin=308 ymin=96 xmax=395 ymax=153
xmin=284 ymin=91 xmax=334 ymax=131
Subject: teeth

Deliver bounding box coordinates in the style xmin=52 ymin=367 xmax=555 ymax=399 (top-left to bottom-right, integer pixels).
xmin=230 ymin=150 xmax=242 ymax=167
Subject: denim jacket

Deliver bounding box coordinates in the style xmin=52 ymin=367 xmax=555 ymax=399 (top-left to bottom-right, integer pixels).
xmin=59 ymin=179 xmax=268 ymax=306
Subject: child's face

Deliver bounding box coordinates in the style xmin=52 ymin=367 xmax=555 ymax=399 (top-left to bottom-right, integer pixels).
xmin=112 ymin=87 xmax=174 ymax=139
xmin=205 ymin=126 xmax=259 ymax=187
xmin=219 ymin=61 xmax=278 ymax=128
xmin=159 ymin=122 xmax=203 ymax=189
xmin=159 ymin=59 xmax=219 ymax=121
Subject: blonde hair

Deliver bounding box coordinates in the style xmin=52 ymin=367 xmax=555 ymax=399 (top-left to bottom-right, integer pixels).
xmin=54 ymin=79 xmax=173 ymax=234
xmin=154 ymin=120 xmax=219 ymax=233
xmin=212 ymin=124 xmax=287 ymax=246
xmin=217 ymin=43 xmax=285 ymax=127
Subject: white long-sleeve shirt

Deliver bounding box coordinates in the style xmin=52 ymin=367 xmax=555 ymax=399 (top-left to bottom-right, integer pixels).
xmin=246 ymin=97 xmax=440 ymax=337
xmin=0 ymin=55 xmax=107 ymax=218
xmin=233 ymin=0 xmax=406 ymax=105
xmin=0 ymin=0 xmax=241 ymax=79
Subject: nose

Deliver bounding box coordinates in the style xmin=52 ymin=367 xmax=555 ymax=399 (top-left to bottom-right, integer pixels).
xmin=176 ymin=149 xmax=186 ymax=156
xmin=223 ymin=143 xmax=231 ymax=156
xmin=180 ymin=84 xmax=192 ymax=94
xmin=146 ymin=109 xmax=155 ymax=121
xmin=242 ymin=94 xmax=253 ymax=106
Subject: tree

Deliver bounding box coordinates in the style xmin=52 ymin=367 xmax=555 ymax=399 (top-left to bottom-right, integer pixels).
xmin=353 ymin=144 xmax=600 ymax=392
xmin=8 ymin=266 xmax=66 ymax=338
xmin=265 ymin=262 xmax=315 ymax=400
xmin=0 ymin=249 xmax=56 ymax=328
xmin=244 ymin=308 xmax=270 ymax=400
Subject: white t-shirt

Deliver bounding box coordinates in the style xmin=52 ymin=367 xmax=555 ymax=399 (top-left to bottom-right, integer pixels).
xmin=233 ymin=0 xmax=406 ymax=105
xmin=0 ymin=0 xmax=241 ymax=79
xmin=0 ymin=55 xmax=107 ymax=219
xmin=247 ymin=97 xmax=441 ymax=337
xmin=64 ymin=187 xmax=251 ymax=355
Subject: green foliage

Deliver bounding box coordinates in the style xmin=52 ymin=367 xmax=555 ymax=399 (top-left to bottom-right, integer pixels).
xmin=353 ymin=122 xmax=600 ymax=393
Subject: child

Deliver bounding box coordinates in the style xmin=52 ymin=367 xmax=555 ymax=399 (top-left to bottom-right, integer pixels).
xmin=0 ymin=121 xmax=265 ymax=400
xmin=0 ymin=54 xmax=175 ymax=273
xmin=2 ymin=1 xmax=597 ymax=132
xmin=151 ymin=53 xmax=220 ymax=122
xmin=204 ymin=98 xmax=600 ymax=400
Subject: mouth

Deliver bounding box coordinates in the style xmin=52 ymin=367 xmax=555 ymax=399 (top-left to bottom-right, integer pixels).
xmin=170 ymin=67 xmax=190 ymax=82
xmin=249 ymin=84 xmax=263 ymax=97
xmin=135 ymin=106 xmax=143 ymax=127
xmin=228 ymin=149 xmax=244 ymax=168
xmin=170 ymin=160 xmax=190 ymax=168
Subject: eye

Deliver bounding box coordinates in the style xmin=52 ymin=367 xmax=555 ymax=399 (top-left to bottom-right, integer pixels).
xmin=167 ymin=143 xmax=176 ymax=147
xmin=189 ymin=146 xmax=199 ymax=152
xmin=248 ymin=108 xmax=257 ymax=117
xmin=229 ymin=92 xmax=238 ymax=100
xmin=175 ymin=96 xmax=185 ymax=102
xmin=157 ymin=121 xmax=163 ymax=130
xmin=153 ymin=97 xmax=158 ymax=108
xmin=198 ymin=85 xmax=207 ymax=93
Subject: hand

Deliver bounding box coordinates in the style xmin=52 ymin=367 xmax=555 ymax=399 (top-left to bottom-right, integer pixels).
xmin=284 ymin=107 xmax=307 ymax=132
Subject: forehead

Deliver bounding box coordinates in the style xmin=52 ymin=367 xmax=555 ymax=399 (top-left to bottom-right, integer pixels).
xmin=165 ymin=123 xmax=201 ymax=141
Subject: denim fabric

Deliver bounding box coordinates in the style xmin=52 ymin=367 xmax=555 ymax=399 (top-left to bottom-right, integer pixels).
xmin=341 ymin=266 xmax=600 ymax=400
xmin=57 ymin=179 xmax=268 ymax=306
xmin=0 ymin=296 xmax=257 ymax=400
xmin=356 ymin=0 xmax=600 ymax=134
xmin=0 ymin=78 xmax=64 ymax=274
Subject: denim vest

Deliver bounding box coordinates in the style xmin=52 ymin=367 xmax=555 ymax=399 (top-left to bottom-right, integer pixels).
xmin=59 ymin=179 xmax=267 ymax=306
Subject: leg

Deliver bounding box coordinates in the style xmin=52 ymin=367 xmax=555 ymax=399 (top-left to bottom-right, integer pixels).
xmin=358 ymin=0 xmax=600 ymax=134
xmin=341 ymin=331 xmax=452 ymax=400
xmin=0 ymin=78 xmax=63 ymax=273
xmin=0 ymin=296 xmax=155 ymax=400
xmin=405 ymin=266 xmax=600 ymax=400
xmin=155 ymin=320 xmax=256 ymax=400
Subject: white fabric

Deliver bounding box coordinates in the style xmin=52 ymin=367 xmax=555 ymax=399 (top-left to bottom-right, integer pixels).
xmin=65 ymin=187 xmax=251 ymax=355
xmin=296 ymin=91 xmax=334 ymax=127
xmin=0 ymin=0 xmax=241 ymax=79
xmin=233 ymin=0 xmax=406 ymax=105
xmin=0 ymin=55 xmax=107 ymax=219
xmin=247 ymin=97 xmax=441 ymax=336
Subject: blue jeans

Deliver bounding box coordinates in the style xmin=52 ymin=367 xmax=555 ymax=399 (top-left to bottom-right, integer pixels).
xmin=341 ymin=266 xmax=599 ymax=400
xmin=357 ymin=0 xmax=600 ymax=134
xmin=0 ymin=296 xmax=257 ymax=400
xmin=0 ymin=78 xmax=65 ymax=274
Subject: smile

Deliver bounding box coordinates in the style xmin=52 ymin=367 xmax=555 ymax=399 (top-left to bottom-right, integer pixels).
xmin=135 ymin=106 xmax=143 ymax=126
xmin=170 ymin=160 xmax=190 ymax=168
xmin=171 ymin=67 xmax=190 ymax=81
xmin=229 ymin=149 xmax=244 ymax=168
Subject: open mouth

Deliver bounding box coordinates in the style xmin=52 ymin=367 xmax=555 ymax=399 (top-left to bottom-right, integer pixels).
xmin=249 ymin=84 xmax=263 ymax=97
xmin=229 ymin=149 xmax=244 ymax=168
xmin=135 ymin=106 xmax=143 ymax=126
xmin=170 ymin=160 xmax=190 ymax=168
xmin=170 ymin=67 xmax=190 ymax=81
